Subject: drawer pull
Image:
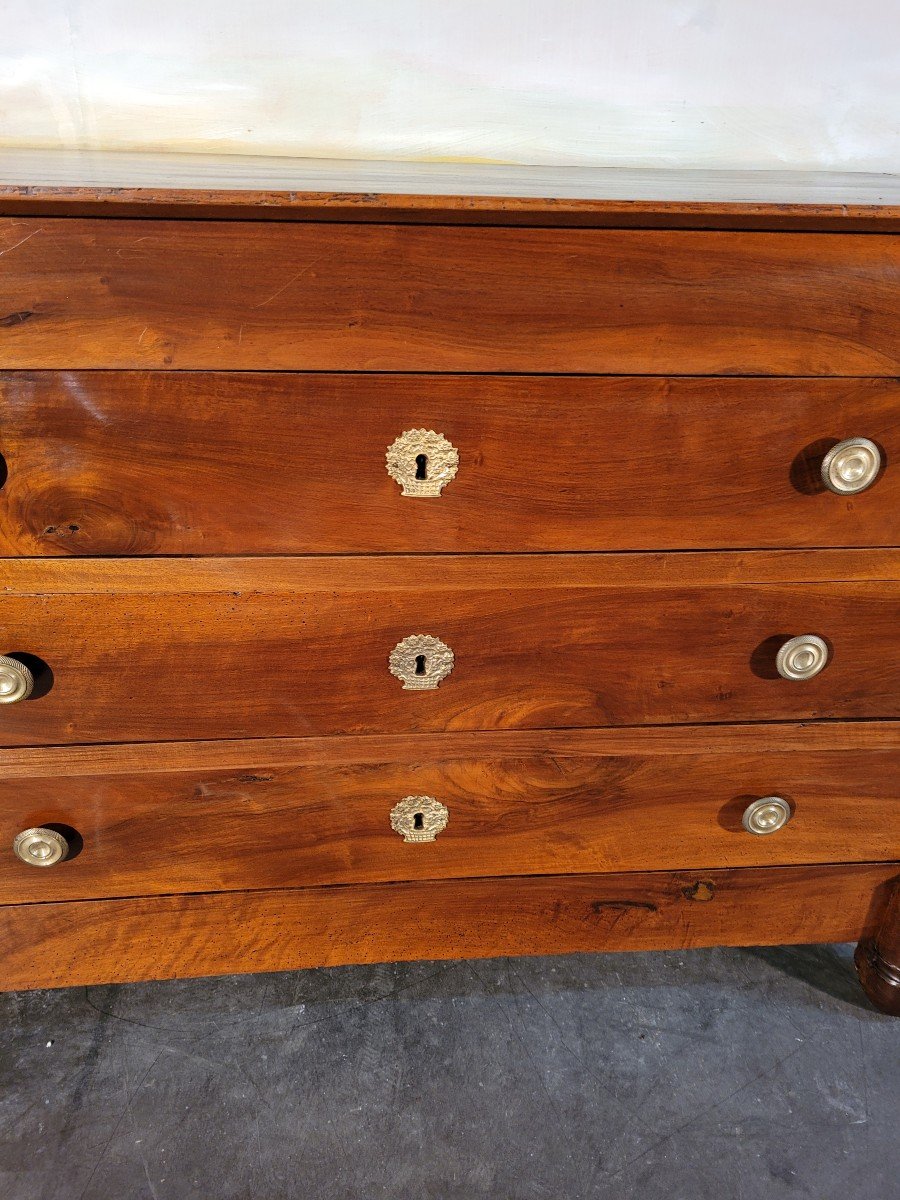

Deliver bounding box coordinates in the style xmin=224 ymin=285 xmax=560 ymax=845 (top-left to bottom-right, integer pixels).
xmin=13 ymin=827 xmax=69 ymax=867
xmin=0 ymin=655 xmax=34 ymax=704
xmin=821 ymin=437 xmax=882 ymax=495
xmin=742 ymin=796 xmax=792 ymax=836
xmin=389 ymin=634 xmax=455 ymax=690
xmin=386 ymin=429 xmax=459 ymax=497
xmin=775 ymin=634 xmax=829 ymax=681
xmin=390 ymin=795 xmax=449 ymax=843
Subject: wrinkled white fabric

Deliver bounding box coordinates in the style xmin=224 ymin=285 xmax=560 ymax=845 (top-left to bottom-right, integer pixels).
xmin=1 ymin=0 xmax=897 ymax=170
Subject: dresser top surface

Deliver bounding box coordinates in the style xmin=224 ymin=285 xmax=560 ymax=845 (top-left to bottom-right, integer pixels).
xmin=2 ymin=149 xmax=899 ymax=229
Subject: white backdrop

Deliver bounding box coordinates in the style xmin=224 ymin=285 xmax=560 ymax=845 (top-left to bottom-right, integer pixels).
xmin=2 ymin=0 xmax=898 ymax=170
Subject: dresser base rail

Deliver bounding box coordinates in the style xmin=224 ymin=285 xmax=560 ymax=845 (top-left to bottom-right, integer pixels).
xmin=1 ymin=862 xmax=897 ymax=994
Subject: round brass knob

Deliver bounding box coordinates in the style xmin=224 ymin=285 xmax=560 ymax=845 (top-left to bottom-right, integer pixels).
xmin=0 ymin=656 xmax=34 ymax=704
xmin=821 ymin=437 xmax=882 ymax=495
xmin=742 ymin=796 xmax=792 ymax=835
xmin=13 ymin=827 xmax=69 ymax=867
xmin=775 ymin=634 xmax=829 ymax=681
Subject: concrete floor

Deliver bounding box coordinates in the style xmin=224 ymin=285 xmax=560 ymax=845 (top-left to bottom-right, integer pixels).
xmin=0 ymin=945 xmax=897 ymax=1200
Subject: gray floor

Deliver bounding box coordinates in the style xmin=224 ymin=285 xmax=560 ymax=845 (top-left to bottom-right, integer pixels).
xmin=1 ymin=945 xmax=897 ymax=1200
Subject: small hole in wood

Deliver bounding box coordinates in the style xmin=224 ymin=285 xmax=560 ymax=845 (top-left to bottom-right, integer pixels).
xmin=413 ymin=812 xmax=424 ymax=830
xmin=414 ymin=654 xmax=427 ymax=675
xmin=415 ymin=453 xmax=428 ymax=480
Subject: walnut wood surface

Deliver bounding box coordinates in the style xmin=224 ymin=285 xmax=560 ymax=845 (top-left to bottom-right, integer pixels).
xmin=0 ymin=557 xmax=897 ymax=744
xmin=1 ymin=721 xmax=894 ymax=776
xmin=5 ymin=198 xmax=899 ymax=231
xmin=1 ymin=863 xmax=896 ymax=992
xmin=2 ymin=220 xmax=898 ymax=373
xmin=2 ymin=729 xmax=896 ymax=902
xmin=1 ymin=373 xmax=897 ymax=555
xmin=1 ymin=176 xmax=896 ymax=995
xmin=3 ymin=549 xmax=897 ymax=592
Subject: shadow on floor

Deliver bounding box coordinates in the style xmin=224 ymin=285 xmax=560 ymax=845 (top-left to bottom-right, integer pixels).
xmin=741 ymin=943 xmax=876 ymax=1012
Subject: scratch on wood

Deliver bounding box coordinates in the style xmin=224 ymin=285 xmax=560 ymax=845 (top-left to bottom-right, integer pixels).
xmin=0 ymin=228 xmax=42 ymax=257
xmin=250 ymin=259 xmax=322 ymax=309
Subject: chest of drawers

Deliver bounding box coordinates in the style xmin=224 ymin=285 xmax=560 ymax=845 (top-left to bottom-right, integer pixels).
xmin=0 ymin=154 xmax=897 ymax=1012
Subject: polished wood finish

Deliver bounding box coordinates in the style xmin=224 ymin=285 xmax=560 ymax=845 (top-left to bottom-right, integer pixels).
xmin=0 ymin=556 xmax=897 ymax=745
xmin=1 ymin=863 xmax=895 ymax=992
xmin=1 ymin=373 xmax=897 ymax=556
xmin=2 ymin=720 xmax=894 ymax=776
xmin=1 ymin=166 xmax=897 ymax=998
xmin=4 ymin=548 xmax=896 ymax=592
xmin=855 ymin=880 xmax=900 ymax=1015
xmin=2 ymin=727 xmax=896 ymax=901
xmin=2 ymin=152 xmax=899 ymax=230
xmin=2 ymin=220 xmax=898 ymax=374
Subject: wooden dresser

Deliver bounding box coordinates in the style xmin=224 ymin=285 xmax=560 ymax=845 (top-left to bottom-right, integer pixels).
xmin=0 ymin=153 xmax=897 ymax=1011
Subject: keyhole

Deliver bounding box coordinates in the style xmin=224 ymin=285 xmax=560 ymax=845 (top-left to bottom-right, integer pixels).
xmin=414 ymin=655 xmax=427 ymax=676
xmin=413 ymin=812 xmax=424 ymax=831
xmin=415 ymin=454 xmax=428 ymax=480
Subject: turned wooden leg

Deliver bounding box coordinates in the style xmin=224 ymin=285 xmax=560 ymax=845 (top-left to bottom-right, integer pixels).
xmin=855 ymin=879 xmax=900 ymax=1015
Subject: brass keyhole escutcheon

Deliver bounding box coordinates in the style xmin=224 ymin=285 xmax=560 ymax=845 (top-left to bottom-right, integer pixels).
xmin=390 ymin=796 xmax=449 ymax=843
xmin=386 ymin=429 xmax=459 ymax=497
xmin=389 ymin=634 xmax=455 ymax=690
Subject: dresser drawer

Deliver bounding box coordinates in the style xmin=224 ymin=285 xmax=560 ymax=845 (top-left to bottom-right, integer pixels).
xmin=0 ymin=554 xmax=896 ymax=745
xmin=5 ymin=863 xmax=899 ymax=993
xmin=2 ymin=220 xmax=898 ymax=373
xmin=1 ymin=373 xmax=896 ymax=555
xmin=1 ymin=726 xmax=897 ymax=903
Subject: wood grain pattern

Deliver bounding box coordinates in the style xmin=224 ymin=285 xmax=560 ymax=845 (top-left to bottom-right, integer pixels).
xmin=2 ymin=863 xmax=896 ymax=992
xmin=2 ymin=152 xmax=899 ymax=229
xmin=3 ymin=549 xmax=897 ymax=593
xmin=1 ymin=373 xmax=897 ymax=556
xmin=6 ymin=197 xmax=900 ymax=232
xmin=0 ymin=559 xmax=897 ymax=744
xmin=2 ymin=220 xmax=898 ymax=373
xmin=1 ymin=721 xmax=895 ymax=777
xmin=1 ymin=175 xmax=896 ymax=996
xmin=2 ymin=732 xmax=896 ymax=902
